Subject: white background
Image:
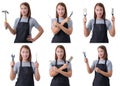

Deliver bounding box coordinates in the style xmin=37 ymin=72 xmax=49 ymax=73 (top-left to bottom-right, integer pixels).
xmin=0 ymin=0 xmax=119 ymax=86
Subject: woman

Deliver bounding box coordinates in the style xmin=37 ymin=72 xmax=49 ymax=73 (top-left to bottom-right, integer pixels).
xmin=49 ymin=45 xmax=72 ymax=86
xmin=83 ymin=3 xmax=115 ymax=43
xmin=84 ymin=45 xmax=112 ymax=86
xmin=51 ymin=2 xmax=73 ymax=43
xmin=5 ymin=2 xmax=44 ymax=43
xmin=10 ymin=45 xmax=40 ymax=86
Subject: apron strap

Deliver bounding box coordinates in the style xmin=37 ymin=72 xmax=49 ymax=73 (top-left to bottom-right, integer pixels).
xmin=105 ymin=60 xmax=107 ymax=65
xmin=28 ymin=17 xmax=30 ymax=35
xmin=57 ymin=18 xmax=59 ymax=23
xmin=20 ymin=61 xmax=22 ymax=67
xmin=30 ymin=62 xmax=32 ymax=67
xmin=96 ymin=59 xmax=99 ymax=65
xmin=55 ymin=60 xmax=57 ymax=66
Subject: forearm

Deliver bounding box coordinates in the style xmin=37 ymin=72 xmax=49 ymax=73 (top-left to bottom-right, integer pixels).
xmin=33 ymin=27 xmax=44 ymax=41
xmin=86 ymin=63 xmax=93 ymax=74
xmin=58 ymin=69 xmax=72 ymax=77
xmin=58 ymin=24 xmax=72 ymax=35
xmin=35 ymin=68 xmax=40 ymax=81
xmin=51 ymin=26 xmax=60 ymax=34
xmin=8 ymin=26 xmax=16 ymax=35
xmin=10 ymin=67 xmax=16 ymax=80
xmin=109 ymin=22 xmax=115 ymax=37
xmin=84 ymin=23 xmax=90 ymax=37
xmin=49 ymin=70 xmax=59 ymax=77
xmin=99 ymin=70 xmax=112 ymax=77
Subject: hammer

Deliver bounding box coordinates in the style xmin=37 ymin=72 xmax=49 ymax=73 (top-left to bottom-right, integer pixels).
xmin=2 ymin=10 xmax=9 ymax=29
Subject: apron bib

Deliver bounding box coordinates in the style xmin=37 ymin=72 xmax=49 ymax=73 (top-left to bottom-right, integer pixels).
xmin=52 ymin=18 xmax=71 ymax=43
xmin=93 ymin=60 xmax=110 ymax=86
xmin=15 ymin=62 xmax=34 ymax=86
xmin=50 ymin=60 xmax=70 ymax=86
xmin=90 ymin=19 xmax=108 ymax=43
xmin=14 ymin=17 xmax=32 ymax=43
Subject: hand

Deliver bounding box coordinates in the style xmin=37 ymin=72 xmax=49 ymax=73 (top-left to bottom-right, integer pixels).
xmin=61 ymin=17 xmax=70 ymax=25
xmin=83 ymin=17 xmax=87 ymax=24
xmin=52 ymin=66 xmax=58 ymax=72
xmin=64 ymin=17 xmax=70 ymax=23
xmin=35 ymin=61 xmax=39 ymax=68
xmin=84 ymin=58 xmax=88 ymax=63
xmin=4 ymin=22 xmax=10 ymax=29
xmin=61 ymin=64 xmax=68 ymax=70
xmin=95 ymin=67 xmax=101 ymax=73
xmin=111 ymin=16 xmax=115 ymax=23
xmin=27 ymin=35 xmax=35 ymax=42
xmin=10 ymin=61 xmax=15 ymax=68
xmin=53 ymin=21 xmax=58 ymax=27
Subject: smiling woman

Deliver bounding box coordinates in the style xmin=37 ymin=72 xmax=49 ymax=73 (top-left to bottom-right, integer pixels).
xmin=49 ymin=45 xmax=72 ymax=86
xmin=4 ymin=2 xmax=44 ymax=43
xmin=84 ymin=45 xmax=112 ymax=86
xmin=51 ymin=2 xmax=73 ymax=43
xmin=83 ymin=2 xmax=115 ymax=43
xmin=10 ymin=45 xmax=40 ymax=86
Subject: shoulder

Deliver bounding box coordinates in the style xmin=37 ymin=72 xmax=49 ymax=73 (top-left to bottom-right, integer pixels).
xmin=105 ymin=19 xmax=111 ymax=23
xmin=88 ymin=19 xmax=94 ymax=24
xmin=106 ymin=60 xmax=112 ymax=64
xmin=50 ymin=60 xmax=56 ymax=66
xmin=52 ymin=18 xmax=57 ymax=22
xmin=15 ymin=62 xmax=20 ymax=67
xmin=89 ymin=19 xmax=94 ymax=22
xmin=15 ymin=18 xmax=20 ymax=22
xmin=29 ymin=17 xmax=37 ymax=22
xmin=92 ymin=60 xmax=98 ymax=65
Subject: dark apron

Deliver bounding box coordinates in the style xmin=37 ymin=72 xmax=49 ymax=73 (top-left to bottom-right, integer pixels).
xmin=15 ymin=62 xmax=34 ymax=86
xmin=52 ymin=18 xmax=71 ymax=43
xmin=93 ymin=60 xmax=110 ymax=86
xmin=50 ymin=60 xmax=70 ymax=86
xmin=90 ymin=19 xmax=109 ymax=43
xmin=14 ymin=17 xmax=32 ymax=43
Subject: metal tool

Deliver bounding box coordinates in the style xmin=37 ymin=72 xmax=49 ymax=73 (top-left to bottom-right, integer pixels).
xmin=69 ymin=11 xmax=73 ymax=17
xmin=67 ymin=56 xmax=73 ymax=63
xmin=2 ymin=10 xmax=9 ymax=29
xmin=83 ymin=8 xmax=87 ymax=17
xmin=36 ymin=53 xmax=38 ymax=62
xmin=11 ymin=54 xmax=15 ymax=62
xmin=112 ymin=8 xmax=114 ymax=16
xmin=83 ymin=52 xmax=86 ymax=58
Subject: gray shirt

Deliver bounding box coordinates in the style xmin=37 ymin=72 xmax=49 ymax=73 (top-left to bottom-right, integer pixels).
xmin=50 ymin=60 xmax=72 ymax=71
xmin=91 ymin=59 xmax=112 ymax=71
xmin=51 ymin=18 xmax=73 ymax=28
xmin=14 ymin=62 xmax=35 ymax=74
xmin=13 ymin=17 xmax=41 ymax=35
xmin=87 ymin=19 xmax=112 ymax=31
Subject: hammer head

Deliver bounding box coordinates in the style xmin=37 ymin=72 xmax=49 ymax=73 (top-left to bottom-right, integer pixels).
xmin=2 ymin=10 xmax=9 ymax=14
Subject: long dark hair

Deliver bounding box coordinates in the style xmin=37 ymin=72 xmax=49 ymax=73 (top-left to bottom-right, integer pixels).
xmin=19 ymin=45 xmax=32 ymax=62
xmin=55 ymin=45 xmax=66 ymax=62
xmin=98 ymin=45 xmax=108 ymax=60
xmin=56 ymin=2 xmax=67 ymax=18
xmin=20 ymin=2 xmax=31 ymax=17
xmin=94 ymin=3 xmax=106 ymax=19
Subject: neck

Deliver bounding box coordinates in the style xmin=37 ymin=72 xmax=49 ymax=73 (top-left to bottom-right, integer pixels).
xmin=22 ymin=60 xmax=28 ymax=62
xmin=57 ymin=58 xmax=62 ymax=61
xmin=96 ymin=17 xmax=102 ymax=19
xmin=22 ymin=16 xmax=28 ymax=18
xmin=59 ymin=16 xmax=64 ymax=18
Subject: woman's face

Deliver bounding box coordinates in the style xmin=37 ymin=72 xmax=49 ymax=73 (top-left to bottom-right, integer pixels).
xmin=98 ymin=48 xmax=105 ymax=59
xmin=20 ymin=5 xmax=28 ymax=16
xmin=95 ymin=5 xmax=103 ymax=18
xmin=21 ymin=47 xmax=29 ymax=61
xmin=56 ymin=47 xmax=64 ymax=60
xmin=57 ymin=5 xmax=65 ymax=17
